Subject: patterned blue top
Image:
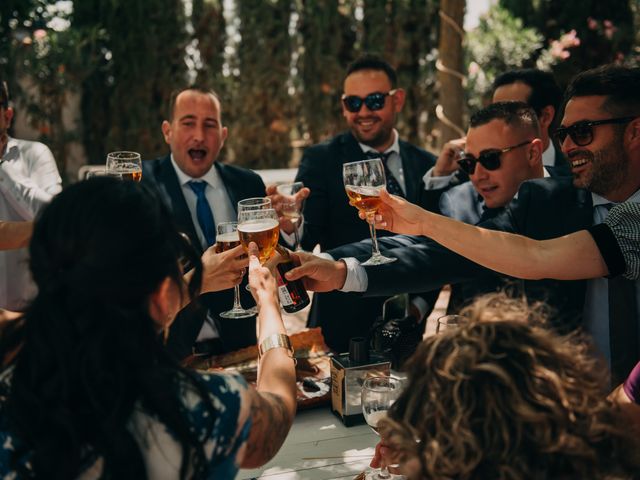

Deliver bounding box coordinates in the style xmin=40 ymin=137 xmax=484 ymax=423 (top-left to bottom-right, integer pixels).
xmin=0 ymin=368 xmax=252 ymax=479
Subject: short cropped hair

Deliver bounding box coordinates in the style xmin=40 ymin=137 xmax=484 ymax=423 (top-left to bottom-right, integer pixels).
xmin=380 ymin=293 xmax=640 ymax=479
xmin=470 ymin=101 xmax=541 ymax=137
xmin=493 ymin=69 xmax=562 ymax=116
xmin=166 ymin=86 xmax=222 ymax=121
xmin=565 ymin=64 xmax=640 ymax=117
xmin=345 ymin=53 xmax=397 ymax=88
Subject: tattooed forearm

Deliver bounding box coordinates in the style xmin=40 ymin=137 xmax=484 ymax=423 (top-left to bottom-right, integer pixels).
xmin=242 ymin=390 xmax=294 ymax=468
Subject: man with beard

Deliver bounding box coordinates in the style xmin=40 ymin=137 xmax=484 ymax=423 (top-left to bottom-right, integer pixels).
xmin=276 ymin=54 xmax=436 ymax=352
xmin=0 ymin=79 xmax=61 ymax=311
xmin=287 ymin=64 xmax=640 ymax=383
xmin=143 ymin=87 xmax=265 ymax=359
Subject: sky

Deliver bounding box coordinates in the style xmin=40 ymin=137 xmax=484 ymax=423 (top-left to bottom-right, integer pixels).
xmin=465 ymin=0 xmax=494 ymax=30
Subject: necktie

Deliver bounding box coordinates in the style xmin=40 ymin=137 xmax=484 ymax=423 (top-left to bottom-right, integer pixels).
xmin=364 ymin=151 xmax=405 ymax=198
xmin=603 ymin=203 xmax=638 ymax=383
xmin=188 ymin=181 xmax=216 ymax=247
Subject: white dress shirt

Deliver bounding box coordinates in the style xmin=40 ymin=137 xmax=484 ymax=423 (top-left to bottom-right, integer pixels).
xmin=0 ymin=137 xmax=61 ymax=310
xmin=170 ymin=156 xmax=237 ymax=341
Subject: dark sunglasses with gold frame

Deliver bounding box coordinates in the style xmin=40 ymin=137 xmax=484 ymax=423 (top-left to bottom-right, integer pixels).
xmin=457 ymin=140 xmax=533 ymax=175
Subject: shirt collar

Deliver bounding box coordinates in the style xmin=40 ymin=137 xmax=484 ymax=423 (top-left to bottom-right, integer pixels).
xmin=591 ymin=189 xmax=640 ymax=207
xmin=358 ymin=129 xmax=400 ymax=156
xmin=170 ymin=154 xmax=222 ymax=189
xmin=542 ymin=142 xmax=556 ymax=167
xmin=1 ymin=137 xmax=20 ymax=160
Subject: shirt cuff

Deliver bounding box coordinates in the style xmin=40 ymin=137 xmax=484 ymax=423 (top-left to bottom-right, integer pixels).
xmin=423 ymin=167 xmax=455 ymax=190
xmin=340 ymin=257 xmax=368 ymax=292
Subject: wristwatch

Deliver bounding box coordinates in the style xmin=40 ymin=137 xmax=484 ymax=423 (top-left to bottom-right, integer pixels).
xmin=258 ymin=333 xmax=295 ymax=361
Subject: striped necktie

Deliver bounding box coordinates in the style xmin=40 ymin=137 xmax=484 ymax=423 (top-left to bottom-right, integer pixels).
xmin=364 ymin=151 xmax=405 ymax=198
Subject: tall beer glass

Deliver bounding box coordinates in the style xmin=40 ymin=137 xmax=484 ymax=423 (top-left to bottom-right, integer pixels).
xmin=237 ymin=197 xmax=271 ymax=212
xmin=106 ymin=151 xmax=142 ymax=182
xmin=216 ymin=222 xmax=256 ymax=319
xmin=237 ymin=208 xmax=280 ymax=264
xmin=343 ymin=159 xmax=396 ymax=266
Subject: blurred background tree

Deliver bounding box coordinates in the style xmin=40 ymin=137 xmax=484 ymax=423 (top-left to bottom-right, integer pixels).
xmin=1 ymin=0 xmax=639 ymax=181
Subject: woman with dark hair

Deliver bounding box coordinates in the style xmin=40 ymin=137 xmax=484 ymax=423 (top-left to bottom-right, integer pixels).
xmin=0 ymin=178 xmax=296 ymax=479
xmin=375 ymin=294 xmax=640 ymax=479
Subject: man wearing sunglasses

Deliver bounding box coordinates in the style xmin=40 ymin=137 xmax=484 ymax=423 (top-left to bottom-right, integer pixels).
xmin=286 ymin=53 xmax=437 ymax=352
xmin=289 ymin=64 xmax=640 ymax=383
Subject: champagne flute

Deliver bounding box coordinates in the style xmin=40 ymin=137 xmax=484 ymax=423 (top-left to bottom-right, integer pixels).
xmin=343 ymin=159 xmax=396 ymax=266
xmin=237 ymin=208 xmax=280 ymax=265
xmin=436 ymin=314 xmax=466 ymax=333
xmin=106 ymin=151 xmax=142 ymax=182
xmin=216 ymin=222 xmax=256 ymax=319
xmin=361 ymin=376 xmax=403 ymax=480
xmin=276 ymin=181 xmax=305 ymax=251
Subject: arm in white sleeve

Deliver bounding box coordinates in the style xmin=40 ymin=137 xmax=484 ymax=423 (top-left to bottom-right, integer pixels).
xmin=422 ymin=167 xmax=455 ymax=190
xmin=315 ymin=252 xmax=368 ymax=293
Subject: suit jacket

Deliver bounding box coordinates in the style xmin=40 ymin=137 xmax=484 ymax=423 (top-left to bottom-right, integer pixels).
xmin=142 ymin=155 xmax=266 ymax=359
xmin=295 ymin=132 xmax=437 ymax=351
xmin=330 ymin=176 xmax=593 ymax=333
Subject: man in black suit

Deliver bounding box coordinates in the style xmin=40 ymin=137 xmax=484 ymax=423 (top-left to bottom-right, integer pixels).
xmin=288 ymin=65 xmax=640 ymax=383
xmin=143 ymin=87 xmax=266 ymax=359
xmin=274 ymin=54 xmax=436 ymax=351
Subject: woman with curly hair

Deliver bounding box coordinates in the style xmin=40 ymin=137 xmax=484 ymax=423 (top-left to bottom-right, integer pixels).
xmin=374 ymin=294 xmax=640 ymax=479
xmin=0 ymin=178 xmax=296 ymax=479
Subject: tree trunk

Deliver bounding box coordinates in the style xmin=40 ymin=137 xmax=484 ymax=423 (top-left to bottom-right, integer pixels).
xmin=436 ymin=0 xmax=466 ymax=147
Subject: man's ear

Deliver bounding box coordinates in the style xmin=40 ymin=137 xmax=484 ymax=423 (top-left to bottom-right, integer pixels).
xmin=537 ymin=105 xmax=555 ymax=131
xmin=392 ymin=88 xmax=406 ymax=113
xmin=161 ymin=120 xmax=172 ymax=145
xmin=3 ymin=107 xmax=14 ymax=126
xmin=528 ymin=138 xmax=544 ymax=166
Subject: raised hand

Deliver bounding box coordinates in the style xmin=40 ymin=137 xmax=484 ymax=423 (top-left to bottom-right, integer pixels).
xmin=266 ymin=183 xmax=310 ymax=235
xmin=432 ymin=137 xmax=466 ymax=177
xmin=247 ymin=242 xmax=278 ymax=309
xmin=285 ymin=251 xmax=347 ymax=292
xmin=200 ymin=244 xmax=249 ymax=293
xmin=358 ymin=189 xmax=428 ymax=236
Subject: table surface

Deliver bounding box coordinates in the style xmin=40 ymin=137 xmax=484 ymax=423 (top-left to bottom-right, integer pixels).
xmin=237 ymin=406 xmax=378 ymax=479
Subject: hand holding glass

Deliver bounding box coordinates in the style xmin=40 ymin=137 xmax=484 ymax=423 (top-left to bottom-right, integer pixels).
xmin=106 ymin=151 xmax=142 ymax=182
xmin=344 ymin=159 xmax=396 ymax=266
xmin=362 ymin=376 xmax=403 ymax=479
xmin=276 ymin=181 xmax=304 ymax=251
xmin=216 ymin=222 xmax=256 ymax=319
xmin=237 ymin=208 xmax=280 ymax=264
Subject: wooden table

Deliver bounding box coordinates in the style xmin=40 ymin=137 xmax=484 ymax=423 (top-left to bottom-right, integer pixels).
xmin=237 ymin=406 xmax=378 ymax=479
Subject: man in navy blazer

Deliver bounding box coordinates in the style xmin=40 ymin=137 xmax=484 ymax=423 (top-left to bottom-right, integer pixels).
xmin=143 ymin=87 xmax=266 ymax=360
xmin=288 ymin=65 xmax=640 ymax=382
xmin=280 ymin=54 xmax=436 ymax=351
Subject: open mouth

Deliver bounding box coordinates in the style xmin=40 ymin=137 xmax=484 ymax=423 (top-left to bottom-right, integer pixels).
xmin=188 ymin=149 xmax=207 ymax=161
xmin=570 ymin=157 xmax=590 ymax=168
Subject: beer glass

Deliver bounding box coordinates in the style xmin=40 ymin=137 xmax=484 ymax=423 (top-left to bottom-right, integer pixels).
xmin=361 ymin=376 xmax=403 ymax=479
xmin=238 ymin=197 xmax=272 ymax=290
xmin=216 ymin=222 xmax=256 ymax=319
xmin=276 ymin=181 xmax=304 ymax=251
xmin=237 ymin=208 xmax=280 ymax=264
xmin=436 ymin=314 xmax=466 ymax=333
xmin=343 ymin=159 xmax=396 ymax=266
xmin=106 ymin=151 xmax=142 ymax=182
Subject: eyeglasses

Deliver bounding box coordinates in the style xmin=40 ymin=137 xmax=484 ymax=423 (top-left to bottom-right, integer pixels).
xmin=553 ymin=116 xmax=637 ymax=146
xmin=342 ymin=89 xmax=398 ymax=113
xmin=457 ymin=140 xmax=532 ymax=175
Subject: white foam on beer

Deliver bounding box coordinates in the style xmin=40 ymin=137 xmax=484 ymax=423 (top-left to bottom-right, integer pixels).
xmin=237 ymin=218 xmax=279 ymax=233
xmin=217 ymin=231 xmax=239 ymax=242
xmin=345 ymin=185 xmax=383 ymax=196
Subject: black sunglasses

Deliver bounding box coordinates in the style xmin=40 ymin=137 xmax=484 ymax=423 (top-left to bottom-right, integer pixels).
xmin=342 ymin=89 xmax=398 ymax=113
xmin=457 ymin=140 xmax=532 ymax=175
xmin=553 ymin=116 xmax=637 ymax=147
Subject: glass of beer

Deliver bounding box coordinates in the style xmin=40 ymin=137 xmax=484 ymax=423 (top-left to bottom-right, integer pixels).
xmin=237 ymin=208 xmax=280 ymax=264
xmin=106 ymin=151 xmax=142 ymax=182
xmin=238 ymin=197 xmax=271 ymax=212
xmin=276 ymin=181 xmax=304 ymax=251
xmin=343 ymin=159 xmax=396 ymax=266
xmin=216 ymin=222 xmax=256 ymax=319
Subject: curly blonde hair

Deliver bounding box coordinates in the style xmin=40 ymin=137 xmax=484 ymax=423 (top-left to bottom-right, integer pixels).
xmin=380 ymin=293 xmax=640 ymax=479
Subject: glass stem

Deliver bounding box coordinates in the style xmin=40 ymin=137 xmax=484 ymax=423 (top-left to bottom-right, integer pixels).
xmin=232 ymin=284 xmax=243 ymax=310
xmin=292 ymin=219 xmax=301 ymax=250
xmin=378 ymin=466 xmax=391 ymax=479
xmin=367 ymin=212 xmax=382 ymax=258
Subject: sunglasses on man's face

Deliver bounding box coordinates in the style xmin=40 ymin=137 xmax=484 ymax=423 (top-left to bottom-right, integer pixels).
xmin=457 ymin=140 xmax=533 ymax=175
xmin=341 ymin=89 xmax=398 ymax=113
xmin=553 ymin=116 xmax=637 ymax=147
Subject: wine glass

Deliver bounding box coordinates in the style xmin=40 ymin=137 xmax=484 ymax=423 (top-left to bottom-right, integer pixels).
xmin=237 ymin=208 xmax=280 ymax=265
xmin=276 ymin=181 xmax=305 ymax=251
xmin=216 ymin=222 xmax=256 ymax=319
xmin=362 ymin=376 xmax=403 ymax=480
xmin=343 ymin=159 xmax=396 ymax=266
xmin=238 ymin=198 xmax=272 ymax=290
xmin=436 ymin=314 xmax=466 ymax=333
xmin=106 ymin=151 xmax=142 ymax=182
